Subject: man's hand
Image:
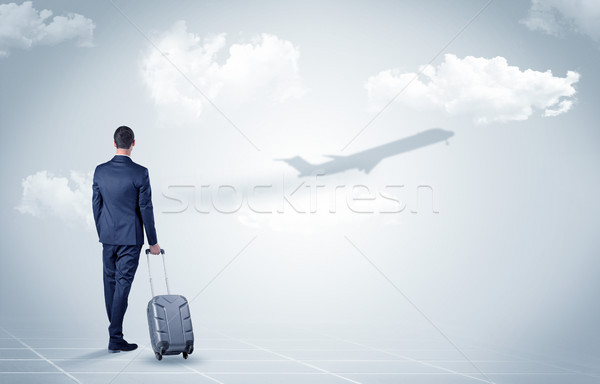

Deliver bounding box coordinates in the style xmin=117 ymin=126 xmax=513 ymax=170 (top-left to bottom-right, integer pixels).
xmin=149 ymin=243 xmax=161 ymax=255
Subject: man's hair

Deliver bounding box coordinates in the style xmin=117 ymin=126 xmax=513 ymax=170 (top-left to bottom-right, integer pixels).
xmin=114 ymin=126 xmax=135 ymax=149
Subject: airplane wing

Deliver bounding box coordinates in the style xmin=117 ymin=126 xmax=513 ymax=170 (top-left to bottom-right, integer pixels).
xmin=359 ymin=159 xmax=381 ymax=174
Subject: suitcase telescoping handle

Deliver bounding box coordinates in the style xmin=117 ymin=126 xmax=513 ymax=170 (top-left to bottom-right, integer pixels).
xmin=145 ymin=248 xmax=170 ymax=297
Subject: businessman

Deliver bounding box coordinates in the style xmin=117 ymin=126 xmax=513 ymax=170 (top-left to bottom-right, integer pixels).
xmin=92 ymin=126 xmax=161 ymax=353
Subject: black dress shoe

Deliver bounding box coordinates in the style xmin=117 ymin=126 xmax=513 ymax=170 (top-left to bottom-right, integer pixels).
xmin=108 ymin=340 xmax=138 ymax=353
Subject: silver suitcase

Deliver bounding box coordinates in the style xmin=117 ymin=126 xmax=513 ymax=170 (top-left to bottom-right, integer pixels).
xmin=145 ymin=249 xmax=194 ymax=360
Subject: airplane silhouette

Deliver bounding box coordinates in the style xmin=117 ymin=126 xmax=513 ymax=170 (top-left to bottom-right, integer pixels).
xmin=277 ymin=128 xmax=454 ymax=177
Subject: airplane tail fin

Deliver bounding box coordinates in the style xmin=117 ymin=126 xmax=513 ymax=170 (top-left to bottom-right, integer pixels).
xmin=276 ymin=156 xmax=314 ymax=176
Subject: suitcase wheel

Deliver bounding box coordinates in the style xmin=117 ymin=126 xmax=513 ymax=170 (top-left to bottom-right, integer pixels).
xmin=155 ymin=352 xmax=162 ymax=361
xmin=182 ymin=352 xmax=188 ymax=359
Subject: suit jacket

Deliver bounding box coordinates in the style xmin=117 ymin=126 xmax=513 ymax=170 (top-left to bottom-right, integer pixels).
xmin=92 ymin=155 xmax=158 ymax=246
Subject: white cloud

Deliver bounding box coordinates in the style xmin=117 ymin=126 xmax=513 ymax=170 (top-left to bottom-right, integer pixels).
xmin=16 ymin=170 xmax=93 ymax=229
xmin=521 ymin=0 xmax=600 ymax=41
xmin=0 ymin=1 xmax=95 ymax=57
xmin=141 ymin=21 xmax=306 ymax=123
xmin=365 ymin=54 xmax=580 ymax=124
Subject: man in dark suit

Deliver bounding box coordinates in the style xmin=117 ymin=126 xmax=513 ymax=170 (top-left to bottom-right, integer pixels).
xmin=92 ymin=126 xmax=161 ymax=353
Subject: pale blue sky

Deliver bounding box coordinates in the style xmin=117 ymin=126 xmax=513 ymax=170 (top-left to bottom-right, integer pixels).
xmin=1 ymin=0 xmax=599 ymax=369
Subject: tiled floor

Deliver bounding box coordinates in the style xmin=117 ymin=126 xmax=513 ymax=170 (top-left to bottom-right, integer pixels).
xmin=0 ymin=324 xmax=598 ymax=384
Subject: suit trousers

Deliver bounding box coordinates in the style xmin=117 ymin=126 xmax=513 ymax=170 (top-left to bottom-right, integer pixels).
xmin=102 ymin=244 xmax=142 ymax=342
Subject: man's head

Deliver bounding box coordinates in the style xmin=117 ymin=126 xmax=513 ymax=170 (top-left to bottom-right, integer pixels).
xmin=114 ymin=126 xmax=135 ymax=152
